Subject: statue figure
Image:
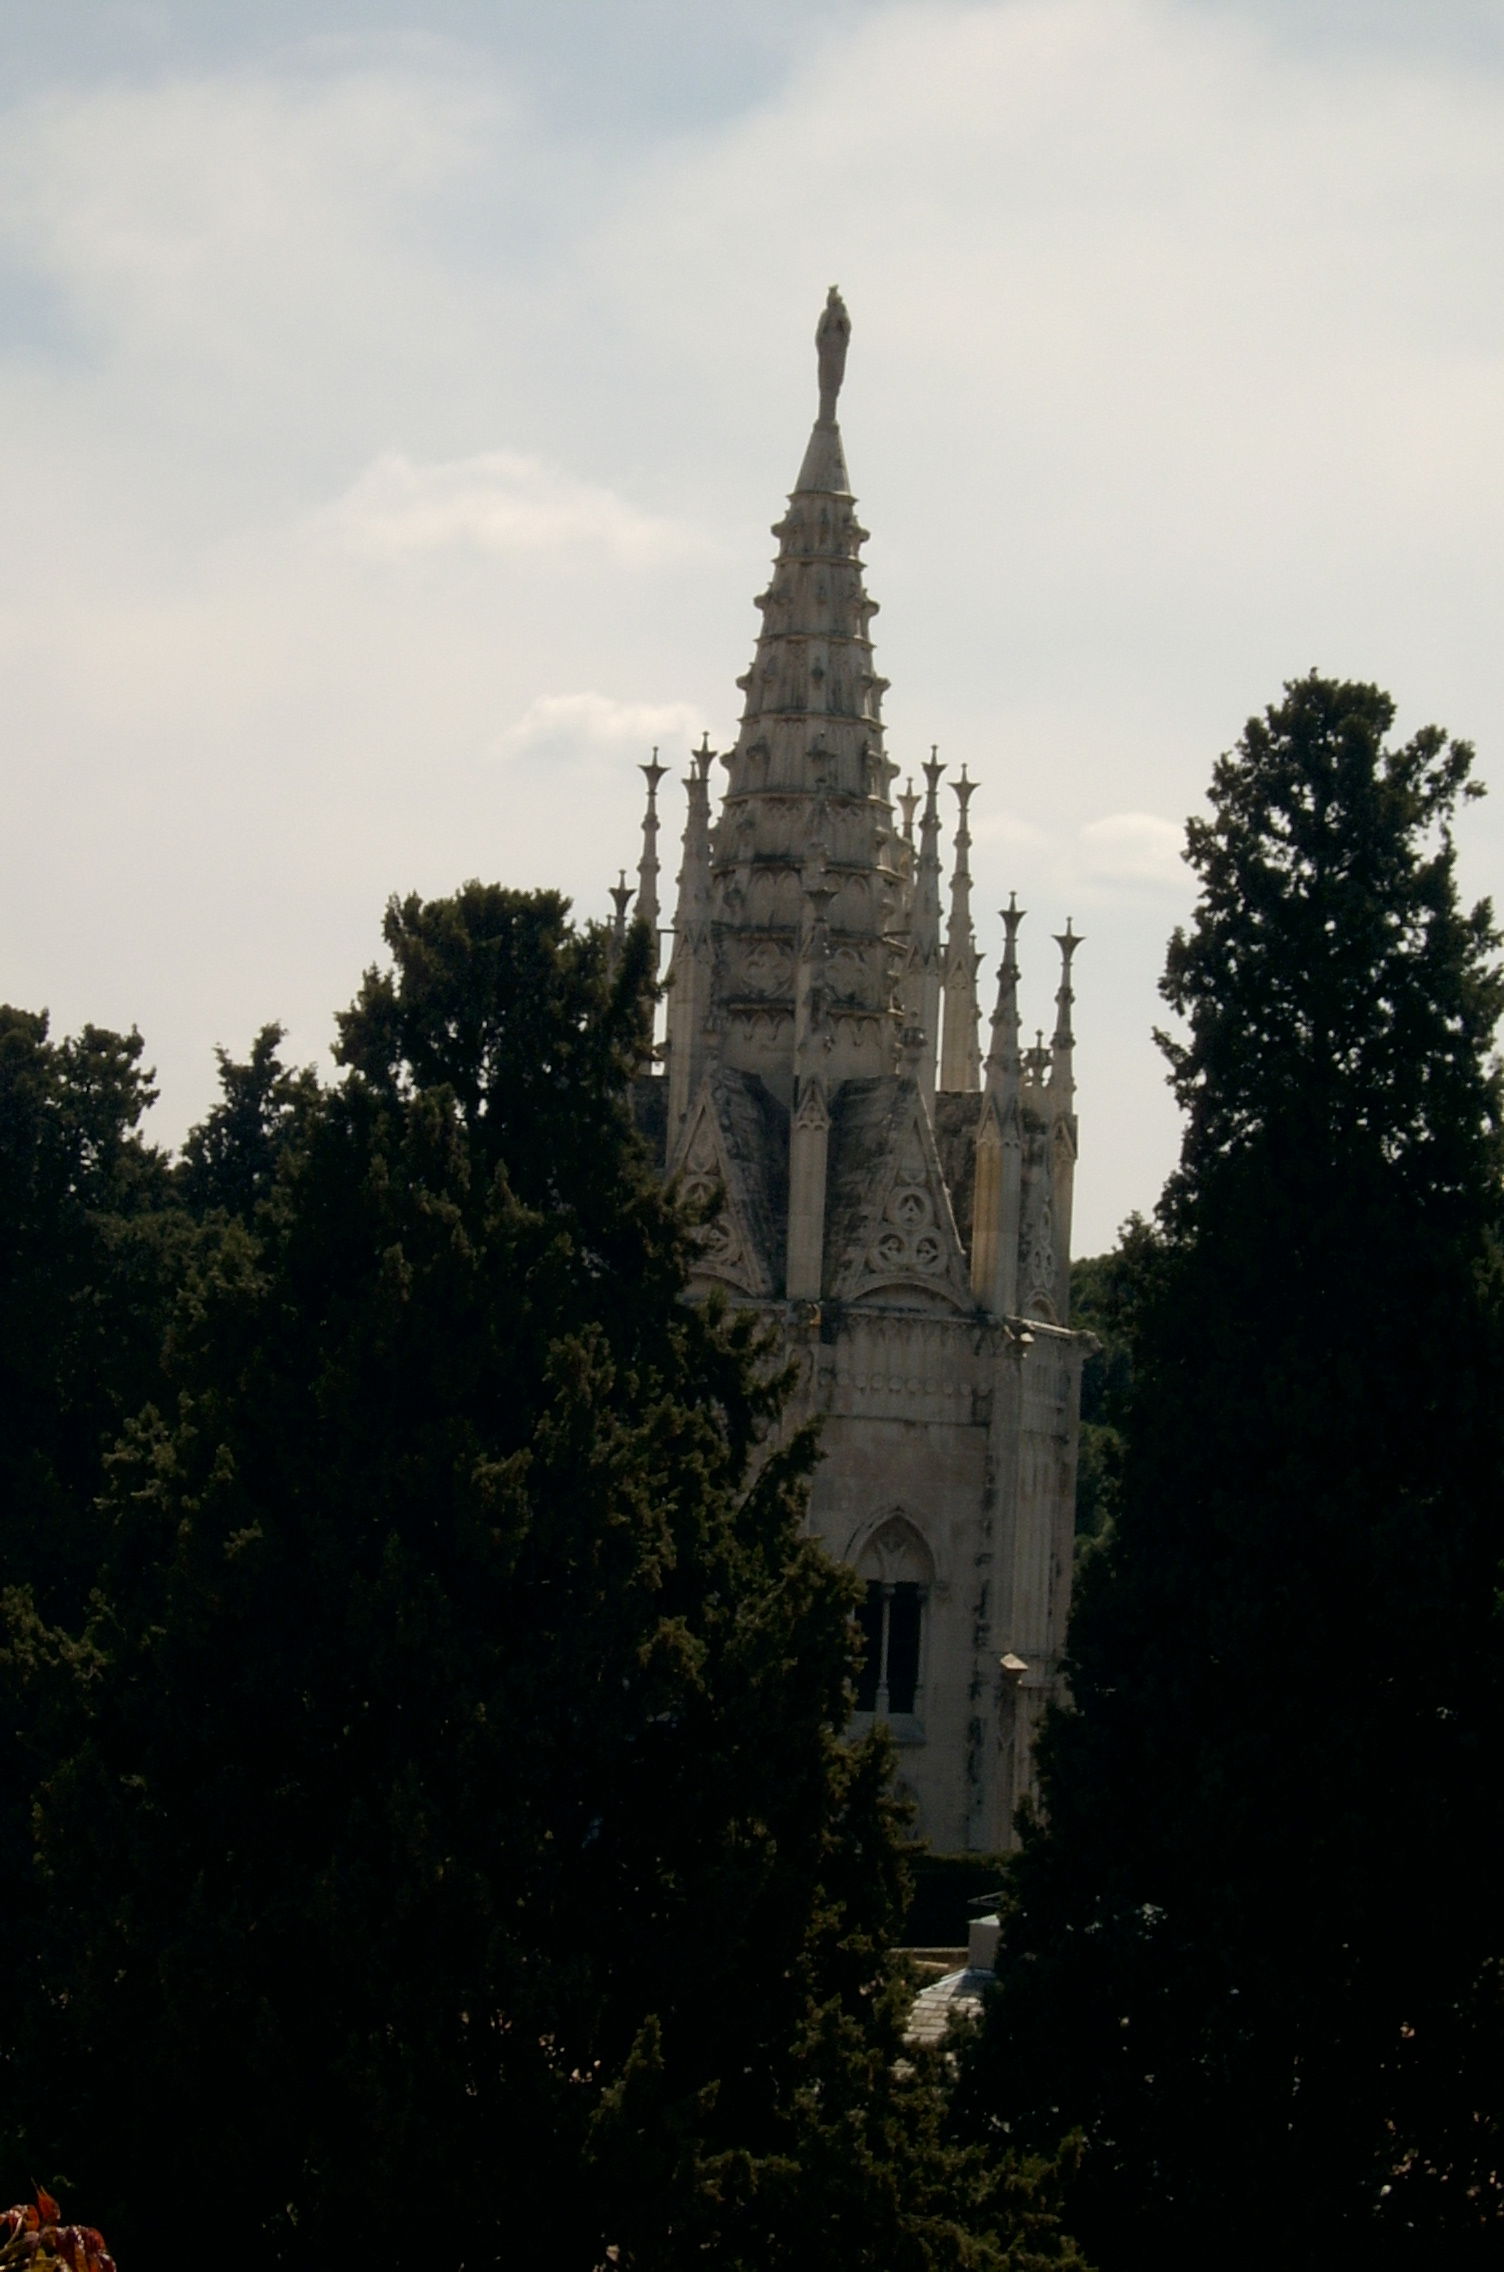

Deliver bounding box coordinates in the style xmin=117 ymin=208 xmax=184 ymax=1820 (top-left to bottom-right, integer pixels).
xmin=816 ymin=285 xmax=850 ymax=422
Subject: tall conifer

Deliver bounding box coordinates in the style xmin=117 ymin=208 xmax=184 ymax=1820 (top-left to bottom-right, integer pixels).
xmin=966 ymin=677 xmax=1504 ymax=2269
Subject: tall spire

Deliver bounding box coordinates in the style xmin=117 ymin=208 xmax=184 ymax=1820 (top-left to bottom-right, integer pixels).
xmin=972 ymin=894 xmax=1025 ymax=1312
xmin=986 ymin=894 xmax=1025 ymax=1098
xmin=636 ymin=751 xmax=668 ymax=975
xmin=1047 ymin=919 xmax=1082 ymax=1321
xmin=665 ymin=734 xmax=716 ymax=1141
xmin=909 ymin=749 xmax=945 ymax=1099
xmin=1050 ymin=919 xmax=1081 ymax=1104
xmin=940 ymin=766 xmax=981 ymax=1092
xmin=704 ymin=288 xmax=904 ymax=1106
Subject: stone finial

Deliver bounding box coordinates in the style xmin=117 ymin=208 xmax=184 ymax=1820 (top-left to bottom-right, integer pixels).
xmin=609 ymin=869 xmax=634 ymax=935
xmin=817 ymin=285 xmax=851 ymax=422
xmin=897 ymin=776 xmax=919 ymax=842
xmin=1001 ymin=890 xmax=1024 ymax=967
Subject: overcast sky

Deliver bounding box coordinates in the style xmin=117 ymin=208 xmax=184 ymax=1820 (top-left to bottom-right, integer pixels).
xmin=4 ymin=0 xmax=1502 ymax=1250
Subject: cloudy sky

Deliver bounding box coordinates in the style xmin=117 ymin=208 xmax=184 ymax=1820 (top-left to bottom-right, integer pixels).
xmin=4 ymin=0 xmax=1502 ymax=1249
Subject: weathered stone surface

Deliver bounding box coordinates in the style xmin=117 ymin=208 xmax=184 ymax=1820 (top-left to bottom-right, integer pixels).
xmin=629 ymin=291 xmax=1086 ymax=1849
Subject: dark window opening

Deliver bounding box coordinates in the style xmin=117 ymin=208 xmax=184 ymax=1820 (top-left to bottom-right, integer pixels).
xmin=886 ymin=1584 xmax=921 ymax=1713
xmin=855 ymin=1580 xmax=923 ymax=1716
xmin=856 ymin=1584 xmax=884 ymax=1711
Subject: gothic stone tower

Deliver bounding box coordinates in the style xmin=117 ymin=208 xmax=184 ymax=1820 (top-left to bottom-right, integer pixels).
xmin=623 ymin=290 xmax=1085 ymax=1852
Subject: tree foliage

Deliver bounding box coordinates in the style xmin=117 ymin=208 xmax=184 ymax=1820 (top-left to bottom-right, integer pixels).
xmin=176 ymin=1023 xmax=319 ymax=1224
xmin=14 ymin=886 xmax=1085 ymax=2271
xmin=964 ymin=677 xmax=1504 ymax=2270
xmin=1068 ymin=1228 xmax=1150 ymax=1550
xmin=0 ymin=1008 xmax=180 ymax=1620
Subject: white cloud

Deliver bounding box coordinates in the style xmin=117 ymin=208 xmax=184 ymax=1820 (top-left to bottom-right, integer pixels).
xmin=970 ymin=807 xmax=1051 ymax=855
xmin=1077 ymin=811 xmax=1186 ymax=889
xmin=496 ymin=692 xmax=706 ymax=771
xmin=313 ymin=450 xmax=704 ymax=565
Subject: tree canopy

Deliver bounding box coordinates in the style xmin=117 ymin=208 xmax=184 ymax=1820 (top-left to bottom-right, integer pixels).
xmin=964 ymin=676 xmax=1504 ymax=2271
xmin=0 ymin=1007 xmax=182 ymax=1621
xmin=10 ymin=886 xmax=1085 ymax=2272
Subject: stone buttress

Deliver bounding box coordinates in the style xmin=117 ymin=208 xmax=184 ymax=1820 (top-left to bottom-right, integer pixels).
xmin=621 ymin=290 xmax=1086 ymax=1851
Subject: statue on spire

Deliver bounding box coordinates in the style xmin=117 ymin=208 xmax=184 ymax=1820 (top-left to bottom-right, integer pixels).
xmin=816 ymin=285 xmax=850 ymax=422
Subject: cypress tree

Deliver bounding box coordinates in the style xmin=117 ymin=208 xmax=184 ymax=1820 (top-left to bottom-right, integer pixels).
xmin=965 ymin=676 xmax=1504 ymax=2269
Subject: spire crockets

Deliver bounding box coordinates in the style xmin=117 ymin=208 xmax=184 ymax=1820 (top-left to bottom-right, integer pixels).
xmin=705 ymin=287 xmax=905 ymax=1107
xmin=941 ymin=766 xmax=981 ymax=1092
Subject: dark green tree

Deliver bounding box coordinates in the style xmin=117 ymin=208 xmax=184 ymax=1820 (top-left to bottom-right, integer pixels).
xmin=0 ymin=1009 xmax=186 ymax=2197
xmin=963 ymin=677 xmax=1504 ymax=2270
xmin=1068 ymin=1224 xmax=1152 ymax=1550
xmin=27 ymin=886 xmax=1085 ymax=2271
xmin=176 ymin=1023 xmax=320 ymax=1224
xmin=0 ymin=1009 xmax=181 ymax=1621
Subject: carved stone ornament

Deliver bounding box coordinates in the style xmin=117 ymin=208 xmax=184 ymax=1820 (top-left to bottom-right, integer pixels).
xmin=741 ymin=938 xmax=793 ymax=996
xmin=855 ymin=1512 xmax=934 ymax=1587
xmin=836 ymin=1097 xmax=972 ymax=1310
xmin=1019 ymin=1178 xmax=1057 ymax=1321
xmin=674 ymin=1089 xmax=770 ymax=1296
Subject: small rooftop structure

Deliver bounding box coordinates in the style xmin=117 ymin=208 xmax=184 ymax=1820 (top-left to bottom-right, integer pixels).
xmin=904 ymin=1912 xmax=1001 ymax=2047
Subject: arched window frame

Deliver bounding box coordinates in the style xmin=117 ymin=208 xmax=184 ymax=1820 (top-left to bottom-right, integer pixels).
xmin=848 ymin=1513 xmax=935 ymax=1743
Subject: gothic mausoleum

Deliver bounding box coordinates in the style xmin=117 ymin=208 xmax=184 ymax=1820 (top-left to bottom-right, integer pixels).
xmin=618 ymin=289 xmax=1086 ymax=1851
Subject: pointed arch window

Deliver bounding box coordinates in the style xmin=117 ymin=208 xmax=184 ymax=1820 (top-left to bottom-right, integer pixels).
xmin=853 ymin=1517 xmax=933 ymax=1726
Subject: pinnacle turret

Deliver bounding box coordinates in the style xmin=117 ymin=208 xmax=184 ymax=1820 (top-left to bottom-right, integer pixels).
xmin=941 ymin=766 xmax=982 ymax=1092
xmin=984 ymin=893 xmax=1025 ymax=1099
xmin=636 ymin=752 xmax=668 ymax=975
xmin=906 ymin=750 xmax=945 ymax=1099
xmin=665 ymin=734 xmax=716 ymax=1138
xmin=1050 ymin=919 xmax=1081 ymax=1102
